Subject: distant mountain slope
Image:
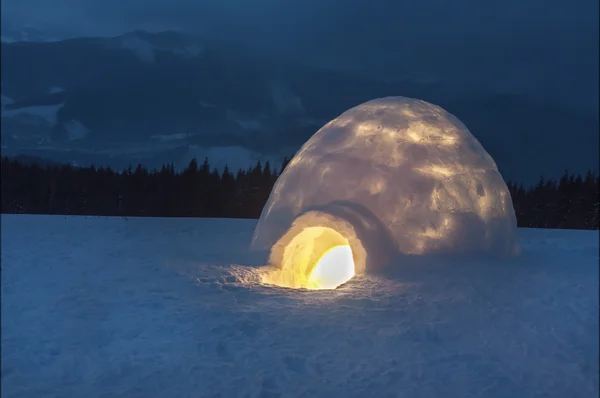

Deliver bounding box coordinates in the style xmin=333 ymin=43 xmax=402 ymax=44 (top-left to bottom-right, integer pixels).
xmin=1 ymin=30 xmax=597 ymax=183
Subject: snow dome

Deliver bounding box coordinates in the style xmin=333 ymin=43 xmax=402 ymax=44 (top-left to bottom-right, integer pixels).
xmin=253 ymin=97 xmax=519 ymax=290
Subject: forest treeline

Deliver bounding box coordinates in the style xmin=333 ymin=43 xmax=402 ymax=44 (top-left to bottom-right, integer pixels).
xmin=1 ymin=156 xmax=598 ymax=230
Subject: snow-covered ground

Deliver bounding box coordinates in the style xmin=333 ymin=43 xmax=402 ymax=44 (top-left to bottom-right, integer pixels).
xmin=1 ymin=215 xmax=598 ymax=398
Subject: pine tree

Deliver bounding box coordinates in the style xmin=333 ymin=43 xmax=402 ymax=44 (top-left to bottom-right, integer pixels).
xmin=280 ymin=156 xmax=292 ymax=174
xmin=1 ymin=155 xmax=597 ymax=230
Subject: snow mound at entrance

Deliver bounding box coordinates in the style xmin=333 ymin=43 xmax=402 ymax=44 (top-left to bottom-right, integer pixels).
xmin=253 ymin=97 xmax=519 ymax=289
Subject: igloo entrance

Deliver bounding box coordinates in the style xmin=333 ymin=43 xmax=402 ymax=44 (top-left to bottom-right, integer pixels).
xmin=261 ymin=226 xmax=356 ymax=290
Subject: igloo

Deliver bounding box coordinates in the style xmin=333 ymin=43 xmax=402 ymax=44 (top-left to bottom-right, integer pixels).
xmin=252 ymin=97 xmax=519 ymax=290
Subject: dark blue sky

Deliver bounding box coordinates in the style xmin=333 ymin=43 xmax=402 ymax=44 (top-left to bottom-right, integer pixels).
xmin=1 ymin=0 xmax=598 ymax=108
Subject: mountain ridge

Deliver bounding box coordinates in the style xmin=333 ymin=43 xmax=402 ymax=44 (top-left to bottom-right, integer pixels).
xmin=1 ymin=30 xmax=597 ymax=183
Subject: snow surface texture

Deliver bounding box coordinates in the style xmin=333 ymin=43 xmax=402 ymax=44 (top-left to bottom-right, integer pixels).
xmin=1 ymin=215 xmax=598 ymax=398
xmin=253 ymin=97 xmax=519 ymax=274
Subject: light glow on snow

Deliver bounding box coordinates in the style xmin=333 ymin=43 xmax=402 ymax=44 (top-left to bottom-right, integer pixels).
xmin=1 ymin=215 xmax=598 ymax=397
xmin=307 ymin=245 xmax=355 ymax=290
xmin=252 ymin=97 xmax=520 ymax=270
xmin=261 ymin=227 xmax=355 ymax=290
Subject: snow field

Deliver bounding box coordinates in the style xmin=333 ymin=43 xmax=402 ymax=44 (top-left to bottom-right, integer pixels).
xmin=1 ymin=215 xmax=598 ymax=398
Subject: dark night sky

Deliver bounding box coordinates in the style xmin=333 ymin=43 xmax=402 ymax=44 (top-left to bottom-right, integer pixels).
xmin=1 ymin=0 xmax=598 ymax=109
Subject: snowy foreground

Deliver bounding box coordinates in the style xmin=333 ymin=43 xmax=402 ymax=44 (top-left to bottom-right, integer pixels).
xmin=2 ymin=215 xmax=598 ymax=398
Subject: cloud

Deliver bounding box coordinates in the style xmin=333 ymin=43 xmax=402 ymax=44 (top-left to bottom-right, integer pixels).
xmin=2 ymin=0 xmax=597 ymax=42
xmin=1 ymin=0 xmax=598 ymax=108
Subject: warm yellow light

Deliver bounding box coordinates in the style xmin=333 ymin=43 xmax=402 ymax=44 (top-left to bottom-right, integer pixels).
xmin=261 ymin=227 xmax=356 ymax=290
xmin=307 ymin=245 xmax=355 ymax=290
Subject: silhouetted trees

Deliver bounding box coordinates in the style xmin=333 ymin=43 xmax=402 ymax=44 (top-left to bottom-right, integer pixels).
xmin=506 ymin=169 xmax=599 ymax=230
xmin=1 ymin=156 xmax=598 ymax=230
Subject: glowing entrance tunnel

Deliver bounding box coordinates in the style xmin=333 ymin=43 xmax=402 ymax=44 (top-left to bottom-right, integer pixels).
xmin=307 ymin=245 xmax=355 ymax=289
xmin=261 ymin=227 xmax=356 ymax=290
